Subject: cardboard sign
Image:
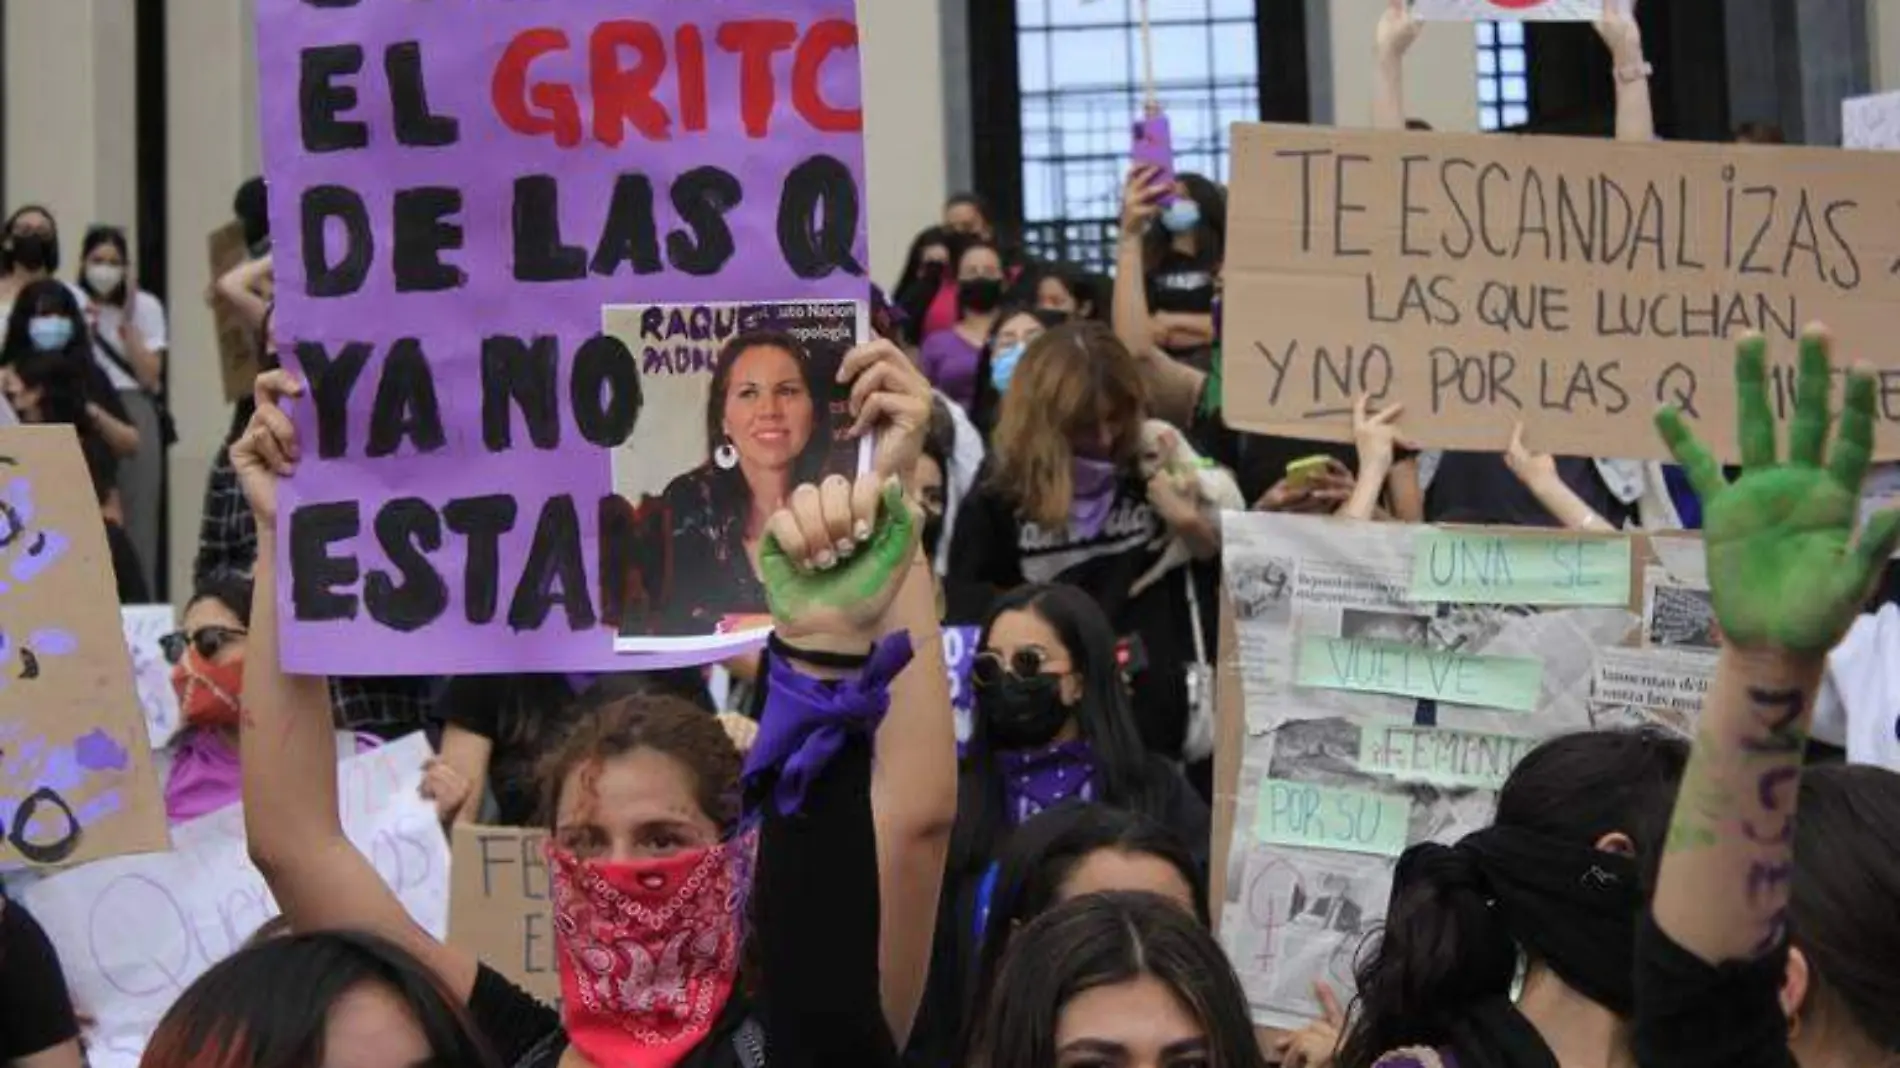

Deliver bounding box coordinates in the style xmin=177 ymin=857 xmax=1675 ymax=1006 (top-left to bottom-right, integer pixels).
xmin=448 ymin=823 xmax=559 ymax=1004
xmin=1844 ymin=91 xmax=1900 ymax=151
xmin=21 ymin=734 xmax=449 ymax=1068
xmin=120 ymin=606 xmax=179 ymax=748
xmin=1223 ymin=124 xmax=1900 ymax=462
xmin=255 ymin=0 xmax=869 ymax=674
xmin=1412 ymin=0 xmax=1602 ymax=19
xmin=0 ymin=428 xmax=166 ymax=870
xmin=207 ymin=222 xmax=259 ymax=404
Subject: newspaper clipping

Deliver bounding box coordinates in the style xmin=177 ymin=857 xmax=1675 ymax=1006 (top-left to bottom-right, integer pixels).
xmin=1218 ymin=512 xmax=1705 ymax=1030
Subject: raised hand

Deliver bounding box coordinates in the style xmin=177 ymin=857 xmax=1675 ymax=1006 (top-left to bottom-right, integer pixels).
xmin=232 ymin=369 xmax=305 ymax=524
xmin=1120 ymin=164 xmax=1166 ymax=239
xmin=1503 ymin=420 xmax=1558 ymax=487
xmin=760 ymin=473 xmax=919 ymax=648
xmin=1376 ymin=0 xmax=1423 ymax=62
xmin=1594 ymin=0 xmax=1643 ymax=61
xmin=1655 ymin=330 xmax=1900 ymax=653
xmin=839 ymin=339 xmax=933 ymax=481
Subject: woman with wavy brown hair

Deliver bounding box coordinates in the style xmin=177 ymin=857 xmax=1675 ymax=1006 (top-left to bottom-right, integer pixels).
xmin=948 ymin=320 xmax=1219 ymax=764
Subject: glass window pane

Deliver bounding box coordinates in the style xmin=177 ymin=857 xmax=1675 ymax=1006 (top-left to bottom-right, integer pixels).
xmin=1497 ymin=20 xmax=1525 ymax=45
xmin=1019 ymin=0 xmax=1052 ymax=30
xmin=1477 ymin=49 xmax=1497 ymax=75
xmin=1480 ymin=105 xmax=1501 ymax=129
xmin=1500 ymin=48 xmax=1526 ymax=74
xmin=1503 ymin=104 xmax=1529 ymax=127
xmin=1501 ymin=76 xmax=1527 ymax=103
xmin=1477 ymin=22 xmax=1497 ymax=46
xmin=1019 ymin=32 xmax=1051 ymax=94
xmin=1046 ymin=0 xmax=1120 ymax=27
xmin=1149 ymin=24 xmax=1214 ymax=83
xmin=1150 ymin=0 xmax=1212 ymax=20
xmin=1478 ymin=79 xmax=1498 ymax=104
xmin=1214 ymin=21 xmax=1258 ymax=81
xmin=1050 ymin=28 xmax=1131 ymax=90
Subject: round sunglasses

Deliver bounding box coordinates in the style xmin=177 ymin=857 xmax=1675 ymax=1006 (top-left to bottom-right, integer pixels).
xmin=971 ymin=647 xmax=1071 ymax=688
xmin=160 ymin=626 xmax=248 ymax=665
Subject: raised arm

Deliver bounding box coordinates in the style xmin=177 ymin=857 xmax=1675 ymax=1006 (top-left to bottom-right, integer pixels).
xmin=1503 ymin=422 xmax=1611 ymax=530
xmin=212 ymin=254 xmax=273 ymax=333
xmin=234 ymin=371 xmax=480 ymax=999
xmin=1113 ymin=164 xmax=1204 ymax=428
xmin=1372 ymin=0 xmax=1422 ymax=131
xmin=1596 ymin=0 xmax=1655 ymax=144
xmin=838 ymin=340 xmax=960 ymax=1043
xmin=1650 ymin=331 xmax=1900 ymax=963
xmin=1340 ymin=396 xmax=1408 ymax=521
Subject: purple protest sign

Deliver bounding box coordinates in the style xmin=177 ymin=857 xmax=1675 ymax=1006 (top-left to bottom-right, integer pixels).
xmin=943 ymin=625 xmax=980 ymax=749
xmin=256 ymin=1 xmax=869 ymax=674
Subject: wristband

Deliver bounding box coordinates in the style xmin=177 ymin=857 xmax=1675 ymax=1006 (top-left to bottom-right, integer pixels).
xmin=767 ymin=631 xmax=872 ymax=671
xmin=1615 ymin=60 xmax=1653 ymax=84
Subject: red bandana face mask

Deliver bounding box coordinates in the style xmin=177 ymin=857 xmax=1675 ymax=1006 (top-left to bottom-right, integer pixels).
xmin=171 ymin=648 xmax=245 ymax=731
xmin=547 ymin=838 xmax=751 ymax=1068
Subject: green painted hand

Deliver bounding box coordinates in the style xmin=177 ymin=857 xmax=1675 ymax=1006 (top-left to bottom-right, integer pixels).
xmin=1655 ymin=331 xmax=1900 ymax=653
xmin=759 ymin=477 xmax=919 ymax=644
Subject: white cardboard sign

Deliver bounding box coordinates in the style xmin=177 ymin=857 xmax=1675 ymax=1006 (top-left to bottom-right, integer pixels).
xmin=21 ymin=734 xmax=449 ymax=1068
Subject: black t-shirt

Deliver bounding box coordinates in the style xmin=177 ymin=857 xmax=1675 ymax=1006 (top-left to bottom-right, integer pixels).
xmin=0 ymin=897 xmax=81 ymax=1060
xmin=1145 ymin=251 xmax=1217 ymax=315
xmin=440 ymin=674 xmax=585 ymax=827
xmin=948 ymin=469 xmax=1216 ymax=756
xmin=1426 ymin=453 xmax=1633 ymax=528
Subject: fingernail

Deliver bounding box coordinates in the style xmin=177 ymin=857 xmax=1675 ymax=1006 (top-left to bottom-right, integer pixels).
xmin=835 ymin=538 xmax=856 ymax=558
xmin=854 ymin=519 xmax=872 ymax=542
xmin=815 ymin=549 xmax=837 ymax=570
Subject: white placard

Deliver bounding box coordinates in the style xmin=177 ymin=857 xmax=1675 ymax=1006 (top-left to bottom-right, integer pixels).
xmin=1844 ymin=91 xmax=1900 ymax=150
xmin=120 ymin=606 xmax=178 ymax=749
xmin=1412 ymin=0 xmax=1602 ymax=20
xmin=21 ymin=733 xmax=449 ymax=1068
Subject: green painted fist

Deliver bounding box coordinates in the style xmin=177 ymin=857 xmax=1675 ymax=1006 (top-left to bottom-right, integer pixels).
xmin=1655 ymin=332 xmax=1900 ymax=654
xmin=759 ymin=475 xmax=919 ymax=645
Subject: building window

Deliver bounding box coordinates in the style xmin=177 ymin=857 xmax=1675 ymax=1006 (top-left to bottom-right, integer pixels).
xmin=1476 ymin=20 xmax=1529 ymax=130
xmin=1015 ymin=0 xmax=1259 ymax=272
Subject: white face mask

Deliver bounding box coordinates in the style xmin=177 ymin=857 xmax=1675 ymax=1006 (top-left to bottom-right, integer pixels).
xmin=85 ymin=263 xmax=125 ymax=295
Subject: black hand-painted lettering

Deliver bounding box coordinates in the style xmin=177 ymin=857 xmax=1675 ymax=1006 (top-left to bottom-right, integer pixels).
xmin=512 ymin=175 xmax=587 ymax=283
xmin=288 ymin=501 xmax=362 ymax=622
xmin=481 ymin=335 xmax=561 ymax=451
xmin=365 ymin=498 xmax=448 ymax=631
xmin=445 ymin=496 xmax=520 ymax=625
xmin=570 ymin=334 xmax=643 ymax=447
xmin=301 ymin=185 xmax=373 ymax=298
xmin=1332 ymin=153 xmax=1371 ymax=257
xmin=1737 ymin=186 xmax=1778 ymax=276
xmin=299 ymin=45 xmax=369 ymax=153
xmin=510 ymin=496 xmax=596 ymax=632
xmin=392 ymin=187 xmax=467 ymax=292
xmin=297 ymin=340 xmax=374 ymax=459
xmin=1655 ymin=363 xmax=1700 ymax=418
xmin=778 ymin=154 xmax=864 ymax=279
xmin=591 ymin=173 xmax=666 ymax=277
xmin=668 ymin=166 xmax=744 ymax=276
xmin=1276 ymin=148 xmax=1331 ymax=253
xmin=384 ymin=41 xmax=459 ymax=147
xmin=365 ymin=338 xmax=447 ymax=459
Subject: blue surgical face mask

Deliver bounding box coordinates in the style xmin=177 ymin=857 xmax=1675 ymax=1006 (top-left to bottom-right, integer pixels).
xmin=1161 ymin=199 xmax=1202 ymax=234
xmin=27 ymin=315 xmax=73 ymax=353
xmin=990 ymin=341 xmax=1027 ymax=394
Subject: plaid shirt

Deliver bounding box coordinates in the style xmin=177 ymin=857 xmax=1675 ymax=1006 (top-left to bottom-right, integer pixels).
xmin=192 ymin=445 xmax=435 ymax=738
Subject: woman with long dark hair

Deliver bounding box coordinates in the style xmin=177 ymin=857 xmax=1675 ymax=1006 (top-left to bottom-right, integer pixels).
xmin=1331 ymin=730 xmax=1688 ymax=1068
xmin=1 ymin=280 xmax=140 ymax=462
xmin=918 ymin=239 xmax=1008 ymax=413
xmin=906 ymin=583 xmax=1208 ymax=1066
xmin=139 ymin=930 xmax=498 ymax=1068
xmin=0 ymin=206 xmax=63 ymax=321
xmin=966 ymin=891 xmax=1266 ymax=1068
xmin=0 ymin=895 xmax=84 ymax=1068
xmin=1635 ymin=331 xmax=1900 ymax=1068
xmin=891 ymin=226 xmax=966 ymax=347
xmin=957 ymin=803 xmax=1206 ymax=1065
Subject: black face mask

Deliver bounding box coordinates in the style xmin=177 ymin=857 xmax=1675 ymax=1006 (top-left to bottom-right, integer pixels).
xmin=7 ymin=231 xmax=54 ymax=273
xmin=958 ymin=278 xmax=1004 ymax=315
xmin=978 ymin=675 xmax=1070 ymax=749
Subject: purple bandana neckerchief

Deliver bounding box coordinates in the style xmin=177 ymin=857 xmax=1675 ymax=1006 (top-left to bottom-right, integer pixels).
xmin=743 ymin=632 xmax=914 ymax=817
xmin=997 ymin=739 xmax=1096 ymax=825
xmin=1070 ymin=457 xmax=1120 ymax=539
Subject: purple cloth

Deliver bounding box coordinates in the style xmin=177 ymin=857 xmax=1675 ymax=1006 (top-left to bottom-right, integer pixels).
xmin=744 ymin=632 xmax=915 ymax=816
xmin=1070 ymin=458 xmax=1121 ymax=539
xmin=918 ymin=329 xmax=983 ymax=411
xmin=997 ymin=738 xmax=1096 ymax=824
xmin=165 ymin=728 xmax=383 ymax=825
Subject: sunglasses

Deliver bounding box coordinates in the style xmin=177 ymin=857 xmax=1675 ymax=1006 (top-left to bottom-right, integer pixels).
xmin=160 ymin=626 xmax=248 ymax=665
xmin=972 ymin=647 xmax=1069 ymax=688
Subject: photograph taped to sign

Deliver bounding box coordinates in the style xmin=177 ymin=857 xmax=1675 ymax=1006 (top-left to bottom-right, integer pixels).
xmin=604 ymin=300 xmax=868 ymax=653
xmin=255 ymin=0 xmax=869 ymax=676
xmin=1221 ymin=124 xmax=1900 ymax=462
xmin=1411 ymin=0 xmax=1603 ymax=19
xmin=0 ymin=427 xmax=165 ymax=872
xmin=1214 ymin=513 xmax=1712 ymax=1029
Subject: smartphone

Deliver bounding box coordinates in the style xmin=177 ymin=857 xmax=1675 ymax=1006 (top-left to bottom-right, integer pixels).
xmin=1131 ymin=113 xmax=1177 ymax=206
xmin=1285 ymin=454 xmax=1336 ymax=488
